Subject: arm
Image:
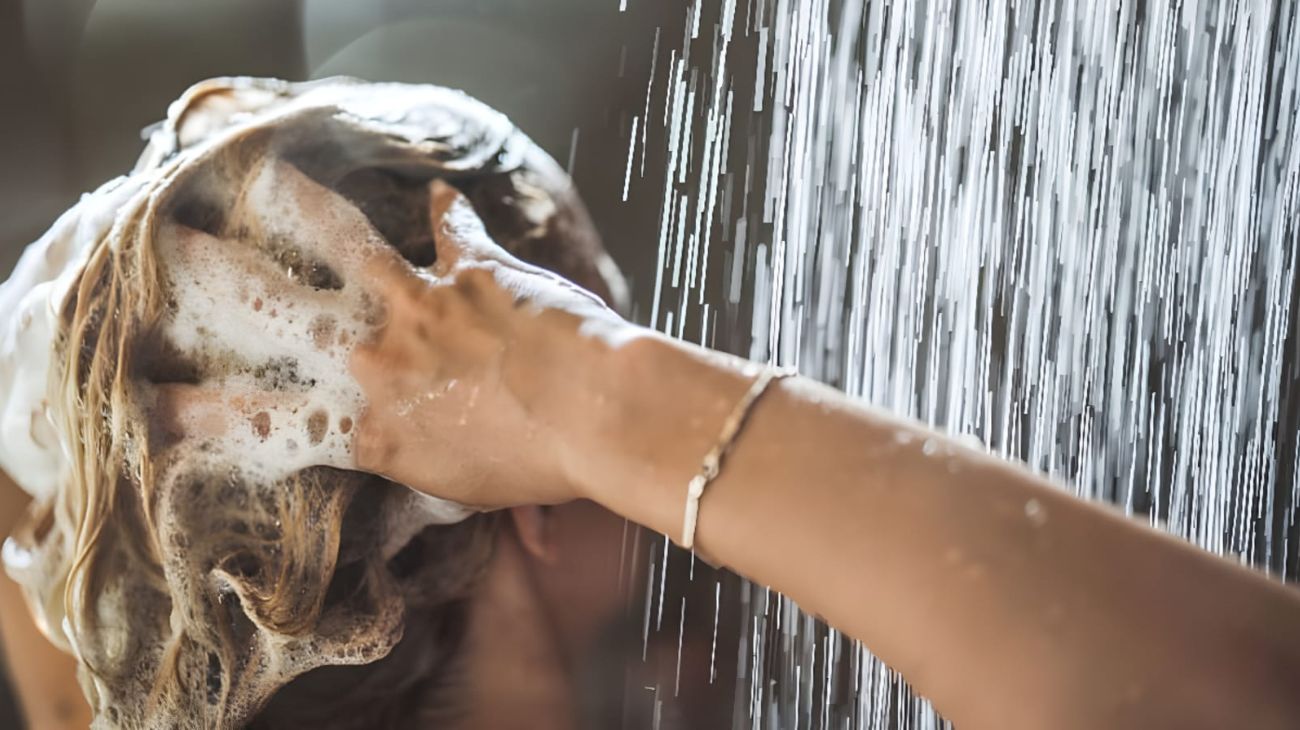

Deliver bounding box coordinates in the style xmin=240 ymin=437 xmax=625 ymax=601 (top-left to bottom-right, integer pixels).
xmin=569 ymin=335 xmax=1300 ymax=730
xmin=351 ymin=184 xmax=1300 ymax=730
xmin=150 ymin=178 xmax=1300 ymax=729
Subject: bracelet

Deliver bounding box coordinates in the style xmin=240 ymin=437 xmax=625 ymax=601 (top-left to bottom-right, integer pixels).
xmin=681 ymin=365 xmax=795 ymax=549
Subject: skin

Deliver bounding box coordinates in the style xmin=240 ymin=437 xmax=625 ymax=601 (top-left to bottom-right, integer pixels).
xmin=350 ymin=183 xmax=1300 ymax=729
xmin=453 ymin=512 xmax=579 ymax=730
xmin=448 ymin=502 xmax=633 ymax=730
xmin=3 ymin=179 xmax=1298 ymax=727
xmin=0 ymin=472 xmax=91 ymax=730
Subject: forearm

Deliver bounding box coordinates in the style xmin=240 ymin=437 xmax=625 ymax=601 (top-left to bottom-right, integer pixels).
xmin=571 ymin=333 xmax=1300 ymax=729
xmin=343 ymin=188 xmax=1300 ymax=729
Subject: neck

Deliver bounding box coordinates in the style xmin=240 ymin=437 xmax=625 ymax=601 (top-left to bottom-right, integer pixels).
xmin=451 ymin=532 xmax=576 ymax=730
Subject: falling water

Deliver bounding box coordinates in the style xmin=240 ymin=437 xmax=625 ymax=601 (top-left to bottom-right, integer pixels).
xmin=621 ymin=1 xmax=1300 ymax=727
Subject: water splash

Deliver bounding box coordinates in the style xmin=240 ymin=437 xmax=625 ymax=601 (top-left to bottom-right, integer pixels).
xmin=624 ymin=1 xmax=1300 ymax=727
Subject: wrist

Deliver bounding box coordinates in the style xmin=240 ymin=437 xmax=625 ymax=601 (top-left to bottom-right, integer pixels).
xmin=498 ymin=307 xmax=646 ymax=502
xmin=558 ymin=331 xmax=754 ymax=538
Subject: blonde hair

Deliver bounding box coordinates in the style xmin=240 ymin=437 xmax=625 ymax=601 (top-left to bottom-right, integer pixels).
xmin=29 ymin=138 xmax=481 ymax=727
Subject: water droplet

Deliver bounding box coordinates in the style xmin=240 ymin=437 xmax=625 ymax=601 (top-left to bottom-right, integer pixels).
xmin=1025 ymin=499 xmax=1047 ymax=527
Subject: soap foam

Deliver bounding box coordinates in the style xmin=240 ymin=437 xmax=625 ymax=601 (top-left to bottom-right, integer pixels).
xmin=0 ymin=176 xmax=148 ymax=500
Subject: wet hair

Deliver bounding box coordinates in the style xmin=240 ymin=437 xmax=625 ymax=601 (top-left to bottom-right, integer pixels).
xmin=5 ymin=78 xmax=624 ymax=728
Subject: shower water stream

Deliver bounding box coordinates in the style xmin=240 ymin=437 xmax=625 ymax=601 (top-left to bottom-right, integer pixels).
xmin=621 ymin=1 xmax=1300 ymax=727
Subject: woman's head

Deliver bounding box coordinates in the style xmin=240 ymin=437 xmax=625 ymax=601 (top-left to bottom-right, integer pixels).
xmin=0 ymin=77 xmax=625 ymax=728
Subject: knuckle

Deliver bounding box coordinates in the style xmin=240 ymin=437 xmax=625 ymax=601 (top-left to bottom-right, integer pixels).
xmin=451 ymin=265 xmax=501 ymax=300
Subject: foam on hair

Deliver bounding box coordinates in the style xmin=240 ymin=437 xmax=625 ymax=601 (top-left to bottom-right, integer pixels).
xmin=0 ymin=77 xmax=625 ymax=728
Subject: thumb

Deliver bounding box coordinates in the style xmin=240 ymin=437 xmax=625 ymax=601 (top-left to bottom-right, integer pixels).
xmin=428 ymin=180 xmax=523 ymax=275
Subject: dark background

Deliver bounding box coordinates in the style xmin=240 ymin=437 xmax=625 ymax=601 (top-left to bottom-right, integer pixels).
xmin=0 ymin=0 xmax=693 ymax=317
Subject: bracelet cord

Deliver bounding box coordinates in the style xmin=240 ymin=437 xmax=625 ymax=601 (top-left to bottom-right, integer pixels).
xmin=681 ymin=366 xmax=795 ymax=549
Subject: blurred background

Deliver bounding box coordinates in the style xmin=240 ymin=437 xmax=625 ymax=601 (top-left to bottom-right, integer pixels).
xmin=0 ymin=0 xmax=694 ymax=317
xmin=0 ymin=0 xmax=703 ymax=724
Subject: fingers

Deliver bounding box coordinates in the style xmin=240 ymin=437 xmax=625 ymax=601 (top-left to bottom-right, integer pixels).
xmin=157 ymin=221 xmax=370 ymax=377
xmin=231 ymin=157 xmax=410 ymax=289
xmin=149 ymin=221 xmax=367 ymax=473
xmin=146 ymin=381 xmax=358 ymax=475
xmin=428 ymin=180 xmax=525 ymax=275
xmin=426 ymin=181 xmax=614 ymax=317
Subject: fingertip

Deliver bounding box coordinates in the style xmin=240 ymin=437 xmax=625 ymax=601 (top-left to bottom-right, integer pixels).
xmin=428 ymin=180 xmax=488 ymax=256
xmin=430 ymin=180 xmax=489 ymax=248
xmin=362 ymin=247 xmax=418 ymax=293
xmin=428 ymin=179 xmax=467 ymax=224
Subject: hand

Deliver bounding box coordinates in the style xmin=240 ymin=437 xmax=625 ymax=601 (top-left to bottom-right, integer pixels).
xmin=148 ymin=159 xmax=633 ymax=510
xmin=350 ymin=180 xmax=634 ymax=508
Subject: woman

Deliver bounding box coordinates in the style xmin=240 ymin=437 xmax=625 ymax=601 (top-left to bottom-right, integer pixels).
xmin=3 ymin=78 xmax=1299 ymax=729
xmin=87 ymin=181 xmax=1300 ymax=727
